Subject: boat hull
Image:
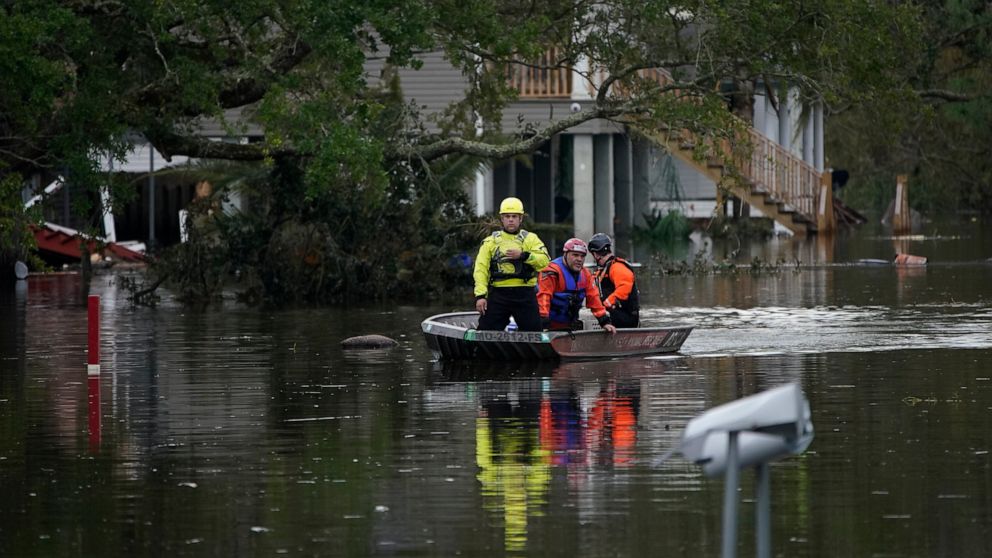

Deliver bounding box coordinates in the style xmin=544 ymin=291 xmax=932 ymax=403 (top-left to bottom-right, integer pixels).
xmin=550 ymin=327 xmax=692 ymax=359
xmin=422 ymin=312 xmax=692 ymax=361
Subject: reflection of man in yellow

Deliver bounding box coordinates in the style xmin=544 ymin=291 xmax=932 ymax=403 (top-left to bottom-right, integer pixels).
xmin=476 ymin=405 xmax=550 ymax=553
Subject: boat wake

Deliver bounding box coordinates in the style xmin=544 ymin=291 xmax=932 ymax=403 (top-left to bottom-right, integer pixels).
xmin=643 ymin=304 xmax=992 ymax=356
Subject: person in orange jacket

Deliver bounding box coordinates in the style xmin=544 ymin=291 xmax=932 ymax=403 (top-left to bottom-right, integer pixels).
xmin=537 ymin=238 xmax=617 ymax=333
xmin=588 ymin=233 xmax=640 ymax=328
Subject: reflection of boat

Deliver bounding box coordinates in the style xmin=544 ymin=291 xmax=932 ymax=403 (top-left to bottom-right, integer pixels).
xmin=422 ymin=311 xmax=692 ymax=361
xmin=433 ymin=359 xmax=558 ymax=381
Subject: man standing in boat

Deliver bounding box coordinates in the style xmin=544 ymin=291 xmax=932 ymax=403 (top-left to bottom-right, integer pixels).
xmin=473 ymin=197 xmax=551 ymax=331
xmin=588 ymin=233 xmax=640 ymax=328
xmin=537 ymin=238 xmax=616 ymax=333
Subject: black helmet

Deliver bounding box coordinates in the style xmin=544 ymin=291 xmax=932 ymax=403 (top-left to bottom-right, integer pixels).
xmin=588 ymin=233 xmax=612 ymax=253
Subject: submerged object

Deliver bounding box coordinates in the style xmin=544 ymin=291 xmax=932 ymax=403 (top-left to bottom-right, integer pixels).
xmin=341 ymin=334 xmax=399 ymax=349
xmin=894 ymin=253 xmax=927 ymax=265
xmin=421 ymin=311 xmax=692 ymax=361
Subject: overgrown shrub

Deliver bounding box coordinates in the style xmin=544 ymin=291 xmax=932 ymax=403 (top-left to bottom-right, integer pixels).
xmin=147 ymin=155 xmax=481 ymax=305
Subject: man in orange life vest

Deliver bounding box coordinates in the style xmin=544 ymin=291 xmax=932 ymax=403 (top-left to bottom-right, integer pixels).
xmin=537 ymin=238 xmax=617 ymax=333
xmin=588 ymin=233 xmax=640 ymax=328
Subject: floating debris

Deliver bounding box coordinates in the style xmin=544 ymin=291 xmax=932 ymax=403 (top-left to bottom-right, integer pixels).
xmin=340 ymin=334 xmax=399 ymax=349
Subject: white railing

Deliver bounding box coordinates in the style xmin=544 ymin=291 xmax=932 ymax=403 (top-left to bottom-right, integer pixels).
xmin=741 ymin=129 xmax=819 ymax=218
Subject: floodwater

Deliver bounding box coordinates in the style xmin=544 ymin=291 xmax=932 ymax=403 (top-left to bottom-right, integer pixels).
xmin=2 ymin=222 xmax=992 ymax=557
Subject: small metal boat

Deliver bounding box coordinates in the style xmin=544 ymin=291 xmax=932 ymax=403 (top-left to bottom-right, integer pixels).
xmin=422 ymin=311 xmax=692 ymax=361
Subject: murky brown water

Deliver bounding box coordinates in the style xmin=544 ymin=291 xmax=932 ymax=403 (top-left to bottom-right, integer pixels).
xmin=2 ymin=222 xmax=992 ymax=557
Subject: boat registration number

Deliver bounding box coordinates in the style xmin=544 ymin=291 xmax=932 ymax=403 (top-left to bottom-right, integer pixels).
xmin=465 ymin=330 xmax=550 ymax=343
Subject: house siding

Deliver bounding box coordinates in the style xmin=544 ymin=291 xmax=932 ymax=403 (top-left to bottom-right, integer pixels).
xmin=364 ymin=51 xmax=470 ymax=130
xmin=195 ymin=108 xmax=264 ymax=138
xmin=366 ymin=51 xmax=623 ymax=136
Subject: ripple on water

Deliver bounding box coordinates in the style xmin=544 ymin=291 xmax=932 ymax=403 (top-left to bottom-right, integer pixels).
xmin=647 ymin=305 xmax=992 ymax=356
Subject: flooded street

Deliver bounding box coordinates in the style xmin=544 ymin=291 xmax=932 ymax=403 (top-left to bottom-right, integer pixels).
xmin=2 ymin=223 xmax=992 ymax=557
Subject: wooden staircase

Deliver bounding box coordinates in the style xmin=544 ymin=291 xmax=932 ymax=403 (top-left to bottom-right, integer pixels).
xmin=635 ymin=125 xmax=822 ymax=236
xmin=508 ymin=60 xmax=825 ymax=235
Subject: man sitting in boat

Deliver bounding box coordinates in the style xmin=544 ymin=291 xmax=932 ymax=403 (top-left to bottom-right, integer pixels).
xmin=473 ymin=197 xmax=551 ymax=331
xmin=588 ymin=233 xmax=640 ymax=328
xmin=537 ymin=238 xmax=617 ymax=333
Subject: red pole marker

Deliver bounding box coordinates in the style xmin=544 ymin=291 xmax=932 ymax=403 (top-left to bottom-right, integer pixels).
xmin=87 ymin=295 xmax=100 ymax=376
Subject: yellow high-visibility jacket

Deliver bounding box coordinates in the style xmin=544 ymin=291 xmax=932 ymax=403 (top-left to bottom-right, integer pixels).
xmin=473 ymin=229 xmax=550 ymax=297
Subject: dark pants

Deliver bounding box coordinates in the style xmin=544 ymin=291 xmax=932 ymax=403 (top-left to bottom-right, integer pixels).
xmin=609 ymin=306 xmax=639 ymax=328
xmin=478 ymin=286 xmax=542 ymax=332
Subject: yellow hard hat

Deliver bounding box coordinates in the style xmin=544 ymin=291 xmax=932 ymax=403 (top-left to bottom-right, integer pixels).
xmin=499 ymin=197 xmax=525 ymax=215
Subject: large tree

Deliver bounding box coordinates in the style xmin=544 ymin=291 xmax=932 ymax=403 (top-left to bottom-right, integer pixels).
xmin=1 ymin=1 xmax=922 ymax=181
xmin=0 ymin=0 xmax=923 ymax=296
xmin=827 ymin=0 xmax=992 ymax=215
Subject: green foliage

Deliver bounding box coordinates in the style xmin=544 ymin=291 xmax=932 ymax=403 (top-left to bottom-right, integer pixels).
xmin=706 ymin=216 xmax=775 ymax=241
xmin=0 ymin=173 xmax=44 ymax=278
xmin=2 ymin=0 xmax=930 ymax=179
xmin=148 ymin=154 xmax=480 ymax=304
xmin=826 ymin=0 xmax=992 ymax=216
xmin=649 ymin=251 xmax=790 ymax=276
xmin=633 ymin=209 xmax=693 ymax=254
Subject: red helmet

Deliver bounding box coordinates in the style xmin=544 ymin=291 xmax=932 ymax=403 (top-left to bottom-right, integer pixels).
xmin=562 ymin=237 xmax=588 ymax=255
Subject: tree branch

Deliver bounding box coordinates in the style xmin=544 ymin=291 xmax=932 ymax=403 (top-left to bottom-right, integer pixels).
xmin=387 ymin=103 xmax=641 ymax=161
xmin=918 ymin=89 xmax=978 ymax=103
xmin=146 ymin=129 xmax=283 ymax=161
xmin=134 ymin=34 xmax=312 ymax=114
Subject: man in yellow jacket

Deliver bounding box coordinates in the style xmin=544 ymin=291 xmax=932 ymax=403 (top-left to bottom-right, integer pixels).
xmin=473 ymin=197 xmax=550 ymax=331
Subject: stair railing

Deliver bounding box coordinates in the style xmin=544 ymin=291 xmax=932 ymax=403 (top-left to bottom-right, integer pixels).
xmin=508 ymin=57 xmax=821 ymax=223
xmin=740 ymin=130 xmax=819 ymax=218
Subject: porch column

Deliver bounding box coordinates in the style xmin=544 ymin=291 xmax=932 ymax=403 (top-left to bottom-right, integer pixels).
xmin=803 ymin=110 xmax=814 ymax=165
xmin=532 ymin=143 xmax=554 ymax=223
xmin=631 ymin=138 xmax=651 ymax=229
xmin=474 ymin=112 xmax=487 ymax=215
xmin=613 ymin=135 xmax=633 ymax=237
xmin=572 ymin=134 xmax=595 ymax=241
xmin=474 ymin=169 xmax=487 ymax=216
xmin=593 ymin=134 xmax=614 ymax=237
xmin=493 ymin=160 xmax=514 ymax=204
xmin=483 ymin=168 xmax=494 ymax=216
xmin=753 ymin=92 xmax=767 ymax=137
xmin=814 ymin=102 xmax=824 ymax=172
xmin=777 ymin=84 xmax=791 ymax=152
xmin=101 ymin=157 xmax=116 ymax=243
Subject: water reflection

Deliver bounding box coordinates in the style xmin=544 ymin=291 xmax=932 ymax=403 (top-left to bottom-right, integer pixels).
xmin=475 ymin=384 xmax=550 ymax=552
xmin=438 ymin=357 xmax=671 ymax=553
